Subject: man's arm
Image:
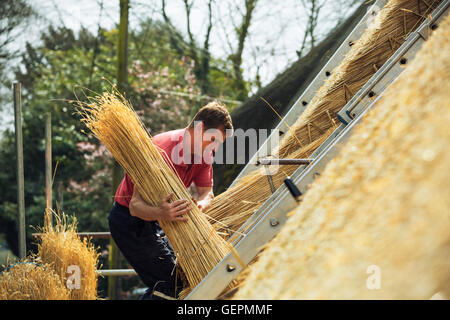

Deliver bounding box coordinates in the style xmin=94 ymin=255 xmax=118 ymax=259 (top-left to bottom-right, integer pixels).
xmin=129 ymin=187 xmax=190 ymax=222
xmin=195 ymin=186 xmax=214 ymax=212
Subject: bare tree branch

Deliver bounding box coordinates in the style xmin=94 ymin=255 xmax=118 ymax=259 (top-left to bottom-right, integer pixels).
xmin=297 ymin=0 xmax=326 ymax=58
xmin=229 ymin=0 xmax=258 ymax=99
xmin=200 ymin=0 xmax=214 ymax=92
xmin=182 ymin=0 xmax=198 ymax=61
xmin=88 ymin=0 xmax=104 ymax=87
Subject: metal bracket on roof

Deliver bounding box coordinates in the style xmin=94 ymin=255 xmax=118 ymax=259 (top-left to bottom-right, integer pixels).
xmin=258 ymin=158 xmax=314 ymax=166
xmin=264 ymin=165 xmax=276 ymax=193
xmin=184 ymin=2 xmax=449 ymax=300
xmin=260 ymin=158 xmax=314 ymax=194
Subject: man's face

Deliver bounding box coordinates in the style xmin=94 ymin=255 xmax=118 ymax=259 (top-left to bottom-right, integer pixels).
xmin=200 ymin=125 xmax=226 ymax=154
xmin=191 ymin=122 xmax=227 ymax=159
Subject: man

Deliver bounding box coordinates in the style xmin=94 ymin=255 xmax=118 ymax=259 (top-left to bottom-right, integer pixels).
xmin=108 ymin=101 xmax=233 ymax=300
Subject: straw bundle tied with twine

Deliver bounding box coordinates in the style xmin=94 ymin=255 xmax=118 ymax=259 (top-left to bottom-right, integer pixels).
xmin=207 ymin=131 xmax=332 ymax=237
xmin=234 ymin=11 xmax=450 ymax=299
xmin=276 ymin=0 xmax=443 ymax=157
xmin=205 ymin=0 xmax=443 ymax=239
xmin=77 ymin=91 xmax=238 ymax=295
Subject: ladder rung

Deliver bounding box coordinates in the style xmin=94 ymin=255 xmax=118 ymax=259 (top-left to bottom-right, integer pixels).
xmin=258 ymin=158 xmax=314 ymax=165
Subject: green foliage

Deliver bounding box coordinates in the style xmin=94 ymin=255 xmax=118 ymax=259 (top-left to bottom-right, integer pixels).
xmin=1 ymin=26 xmax=118 ymax=258
xmin=1 ymin=18 xmax=242 ymax=255
xmin=0 ymin=18 xmax=245 ymax=298
xmin=0 ymin=0 xmax=34 ymax=108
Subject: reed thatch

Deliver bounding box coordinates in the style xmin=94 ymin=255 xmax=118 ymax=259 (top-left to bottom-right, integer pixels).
xmin=77 ymin=92 xmax=232 ymax=295
xmin=36 ymin=214 xmax=99 ymax=300
xmin=0 ymin=262 xmax=70 ymax=300
xmin=234 ymin=12 xmax=450 ymax=299
xmin=277 ymin=0 xmax=443 ymax=157
xmin=206 ymin=0 xmax=443 ymax=239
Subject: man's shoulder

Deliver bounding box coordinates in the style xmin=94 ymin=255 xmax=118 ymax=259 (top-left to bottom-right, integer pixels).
xmin=152 ymin=128 xmax=185 ymax=146
xmin=152 ymin=128 xmax=184 ymax=139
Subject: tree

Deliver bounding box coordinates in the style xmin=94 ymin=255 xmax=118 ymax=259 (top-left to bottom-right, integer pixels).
xmin=160 ymin=0 xmax=214 ymax=96
xmin=0 ymin=0 xmax=34 ymax=106
xmin=160 ymin=0 xmax=249 ymax=104
xmin=296 ymin=0 xmax=325 ymax=58
xmin=0 ymin=13 xmax=238 ymax=258
xmin=227 ymin=0 xmax=258 ymax=100
xmin=130 ymin=57 xmax=203 ymax=133
xmin=0 ymin=26 xmax=117 ymax=257
xmin=0 ymin=0 xmax=34 ymax=65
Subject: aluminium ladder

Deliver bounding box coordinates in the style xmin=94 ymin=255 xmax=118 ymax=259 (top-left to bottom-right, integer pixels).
xmin=230 ymin=0 xmax=389 ymax=188
xmin=185 ymin=1 xmax=450 ymax=299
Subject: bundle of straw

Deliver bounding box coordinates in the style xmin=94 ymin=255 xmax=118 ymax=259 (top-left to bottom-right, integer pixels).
xmin=206 ymin=0 xmax=443 ymax=239
xmin=36 ymin=213 xmax=99 ymax=300
xmin=0 ymin=262 xmax=70 ymax=300
xmin=276 ymin=0 xmax=443 ymax=157
xmin=207 ymin=130 xmax=332 ymax=237
xmin=234 ymin=12 xmax=450 ymax=299
xmin=77 ymin=92 xmax=231 ymax=293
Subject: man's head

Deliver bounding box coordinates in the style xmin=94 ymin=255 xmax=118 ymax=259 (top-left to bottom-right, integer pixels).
xmin=187 ymin=101 xmax=233 ymax=157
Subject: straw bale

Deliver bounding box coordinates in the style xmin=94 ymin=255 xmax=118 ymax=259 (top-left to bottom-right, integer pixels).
xmin=234 ymin=13 xmax=450 ymax=299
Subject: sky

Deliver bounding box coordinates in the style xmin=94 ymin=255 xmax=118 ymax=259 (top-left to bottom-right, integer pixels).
xmin=25 ymin=0 xmax=362 ymax=86
xmin=1 ymin=0 xmax=364 ymax=133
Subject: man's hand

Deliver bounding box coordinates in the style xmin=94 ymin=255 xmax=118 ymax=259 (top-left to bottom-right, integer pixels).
xmin=194 ymin=186 xmax=214 ymax=212
xmin=129 ymin=189 xmax=190 ymax=222
xmin=191 ymin=197 xmax=212 ymax=212
xmin=197 ymin=199 xmax=212 ymax=212
xmin=157 ymin=193 xmax=190 ymax=222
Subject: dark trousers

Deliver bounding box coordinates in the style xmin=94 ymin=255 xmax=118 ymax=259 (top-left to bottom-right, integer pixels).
xmin=108 ymin=202 xmax=182 ymax=299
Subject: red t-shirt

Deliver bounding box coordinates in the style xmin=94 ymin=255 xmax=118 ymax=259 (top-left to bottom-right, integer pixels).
xmin=114 ymin=128 xmax=213 ymax=207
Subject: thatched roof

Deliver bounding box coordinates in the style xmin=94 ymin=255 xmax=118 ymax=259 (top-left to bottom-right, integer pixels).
xmin=234 ymin=12 xmax=450 ymax=299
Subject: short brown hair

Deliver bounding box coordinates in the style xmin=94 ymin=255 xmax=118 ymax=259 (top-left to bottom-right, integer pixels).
xmin=189 ymin=101 xmax=233 ymax=132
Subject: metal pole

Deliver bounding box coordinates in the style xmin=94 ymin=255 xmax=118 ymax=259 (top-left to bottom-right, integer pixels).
xmin=96 ymin=269 xmax=137 ymax=277
xmin=258 ymin=158 xmax=314 ymax=166
xmin=14 ymin=82 xmax=26 ymax=260
xmin=45 ymin=113 xmax=52 ymax=227
xmin=32 ymin=232 xmax=112 ymax=239
xmin=264 ymin=165 xmax=276 ymax=193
